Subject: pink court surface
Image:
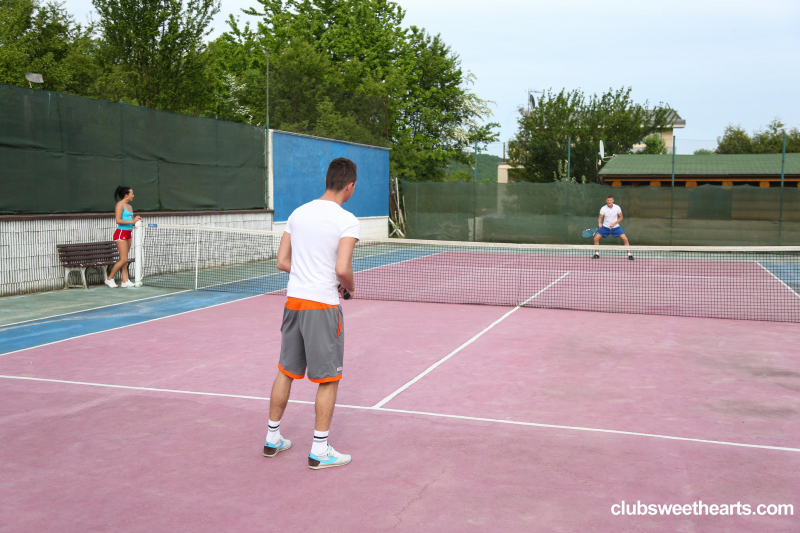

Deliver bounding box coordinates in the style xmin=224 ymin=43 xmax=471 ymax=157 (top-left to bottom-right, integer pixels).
xmin=2 ymin=293 xmax=800 ymax=532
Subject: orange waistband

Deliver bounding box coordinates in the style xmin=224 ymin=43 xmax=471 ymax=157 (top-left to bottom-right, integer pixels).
xmin=285 ymin=297 xmax=338 ymax=311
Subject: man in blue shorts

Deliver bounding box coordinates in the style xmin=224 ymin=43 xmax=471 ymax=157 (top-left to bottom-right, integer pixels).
xmin=593 ymin=194 xmax=633 ymax=260
xmin=262 ymin=157 xmax=360 ymax=470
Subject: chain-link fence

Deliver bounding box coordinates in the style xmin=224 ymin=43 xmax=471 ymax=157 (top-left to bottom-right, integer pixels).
xmin=401 ymin=179 xmax=800 ymax=246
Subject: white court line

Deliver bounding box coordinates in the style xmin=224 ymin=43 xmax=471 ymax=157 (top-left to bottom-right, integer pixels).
xmin=0 ymin=293 xmax=264 ymax=357
xmin=0 ymin=290 xmax=190 ymax=329
xmin=372 ymin=272 xmax=572 ymax=409
xmin=2 ymin=374 xmax=798 ymax=454
xmin=756 ymin=262 xmax=800 ymax=300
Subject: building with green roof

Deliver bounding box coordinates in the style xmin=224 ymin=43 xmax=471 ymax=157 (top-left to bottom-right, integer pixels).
xmin=599 ymin=154 xmax=800 ymax=187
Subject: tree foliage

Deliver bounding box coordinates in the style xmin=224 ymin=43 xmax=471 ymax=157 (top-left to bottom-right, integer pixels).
xmin=508 ymin=87 xmax=673 ymax=183
xmin=0 ymin=0 xmax=98 ymax=93
xmin=92 ymin=0 xmax=220 ymax=113
xmin=638 ymin=134 xmax=668 ymax=155
xmin=216 ymin=0 xmax=498 ymax=179
xmin=716 ymin=119 xmax=800 ymax=154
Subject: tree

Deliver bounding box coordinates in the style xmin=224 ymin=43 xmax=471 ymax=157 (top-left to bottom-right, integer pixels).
xmin=92 ymin=0 xmax=220 ymax=114
xmin=215 ymin=0 xmax=498 ymax=179
xmin=390 ymin=28 xmax=498 ymax=180
xmin=0 ymin=0 xmax=98 ymax=94
xmin=638 ymin=134 xmax=668 ymax=155
xmin=508 ymin=87 xmax=673 ymax=182
xmin=715 ymin=124 xmax=753 ymax=154
xmin=693 ymin=148 xmax=714 ymax=155
xmin=715 ymin=119 xmax=800 ymax=154
xmin=751 ymin=119 xmax=800 ymax=154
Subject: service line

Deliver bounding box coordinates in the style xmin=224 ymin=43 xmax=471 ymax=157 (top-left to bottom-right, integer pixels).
xmin=1 ymin=374 xmax=798 ymax=454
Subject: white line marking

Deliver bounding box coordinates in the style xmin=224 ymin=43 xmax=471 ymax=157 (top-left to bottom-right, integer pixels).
xmin=373 ymin=407 xmax=800 ymax=453
xmin=756 ymin=262 xmax=800 ymax=300
xmin=371 ymin=272 xmax=572 ymax=409
xmin=0 ymin=290 xmax=190 ymax=329
xmin=2 ymin=374 xmax=798 ymax=454
xmin=0 ymin=293 xmax=264 ymax=357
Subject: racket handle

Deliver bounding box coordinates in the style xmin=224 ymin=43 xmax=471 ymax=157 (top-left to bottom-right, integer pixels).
xmin=339 ymin=284 xmax=351 ymax=300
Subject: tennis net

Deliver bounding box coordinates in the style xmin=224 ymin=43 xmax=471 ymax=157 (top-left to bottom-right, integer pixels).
xmin=141 ymin=224 xmax=800 ymax=323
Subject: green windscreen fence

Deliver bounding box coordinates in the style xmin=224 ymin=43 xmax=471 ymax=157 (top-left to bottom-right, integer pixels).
xmin=0 ymin=84 xmax=267 ymax=214
xmin=401 ymin=180 xmax=800 ymax=246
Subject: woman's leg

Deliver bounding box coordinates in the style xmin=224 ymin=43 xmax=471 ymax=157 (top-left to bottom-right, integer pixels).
xmin=108 ymin=240 xmax=130 ymax=282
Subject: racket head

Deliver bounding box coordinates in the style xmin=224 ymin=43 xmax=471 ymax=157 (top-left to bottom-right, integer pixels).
xmin=581 ymin=228 xmax=597 ymax=238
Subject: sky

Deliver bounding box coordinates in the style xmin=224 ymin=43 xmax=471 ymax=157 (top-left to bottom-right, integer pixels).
xmin=66 ymin=0 xmax=800 ymax=157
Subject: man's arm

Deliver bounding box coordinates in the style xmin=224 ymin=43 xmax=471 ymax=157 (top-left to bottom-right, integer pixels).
xmin=276 ymin=232 xmax=292 ymax=273
xmin=612 ymin=212 xmax=623 ymax=228
xmin=597 ymin=213 xmax=604 ymax=228
xmin=335 ymin=237 xmax=358 ymax=293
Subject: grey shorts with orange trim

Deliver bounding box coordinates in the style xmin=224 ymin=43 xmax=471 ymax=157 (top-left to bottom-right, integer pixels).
xmin=278 ymin=297 xmax=344 ymax=383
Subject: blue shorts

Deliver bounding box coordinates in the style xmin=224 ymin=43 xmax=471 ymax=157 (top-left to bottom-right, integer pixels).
xmin=597 ymin=226 xmax=625 ymax=238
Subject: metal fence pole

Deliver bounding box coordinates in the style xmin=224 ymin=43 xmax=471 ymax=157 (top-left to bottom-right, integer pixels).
xmin=264 ymin=51 xmax=270 ymax=209
xmin=779 ymin=133 xmax=786 ymax=244
xmin=567 ymin=136 xmax=571 ymax=181
xmin=473 ymin=141 xmax=478 ymax=242
xmin=670 ymin=136 xmax=676 ymax=245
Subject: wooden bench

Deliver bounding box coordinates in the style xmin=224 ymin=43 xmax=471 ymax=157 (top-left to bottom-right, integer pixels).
xmin=56 ymin=241 xmax=135 ymax=289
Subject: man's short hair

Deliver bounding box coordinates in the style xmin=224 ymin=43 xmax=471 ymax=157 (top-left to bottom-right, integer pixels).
xmin=326 ymin=158 xmax=357 ymax=191
xmin=606 ymin=195 xmax=614 ymax=199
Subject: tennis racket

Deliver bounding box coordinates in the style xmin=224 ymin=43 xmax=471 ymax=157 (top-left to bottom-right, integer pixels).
xmin=581 ymin=227 xmax=598 ymax=238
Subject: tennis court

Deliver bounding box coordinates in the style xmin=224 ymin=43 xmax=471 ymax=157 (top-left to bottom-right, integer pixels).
xmin=1 ymin=231 xmax=800 ymax=531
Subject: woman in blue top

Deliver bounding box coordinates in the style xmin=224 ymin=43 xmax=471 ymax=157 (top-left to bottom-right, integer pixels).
xmin=106 ymin=186 xmax=142 ymax=288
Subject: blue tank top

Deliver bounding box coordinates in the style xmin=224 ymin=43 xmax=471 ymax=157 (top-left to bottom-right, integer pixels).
xmin=118 ymin=207 xmax=134 ymax=230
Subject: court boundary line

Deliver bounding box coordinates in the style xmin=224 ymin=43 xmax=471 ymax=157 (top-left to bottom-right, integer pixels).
xmin=2 ymin=374 xmax=798 ymax=454
xmin=0 ymin=292 xmax=264 ymax=357
xmin=756 ymin=262 xmax=800 ymax=300
xmin=0 ymin=289 xmax=191 ymax=329
xmin=372 ymin=272 xmax=572 ymax=409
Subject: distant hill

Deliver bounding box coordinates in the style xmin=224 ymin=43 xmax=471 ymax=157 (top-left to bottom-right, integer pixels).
xmin=446 ymin=153 xmax=503 ymax=182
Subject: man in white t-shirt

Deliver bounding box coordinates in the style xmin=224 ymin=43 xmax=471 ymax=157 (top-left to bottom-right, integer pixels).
xmin=593 ymin=194 xmax=633 ymax=260
xmin=262 ymin=157 xmax=360 ymax=470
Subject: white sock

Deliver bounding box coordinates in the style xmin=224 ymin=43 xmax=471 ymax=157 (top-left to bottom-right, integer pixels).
xmin=266 ymin=419 xmax=281 ymax=444
xmin=311 ymin=430 xmax=329 ymax=456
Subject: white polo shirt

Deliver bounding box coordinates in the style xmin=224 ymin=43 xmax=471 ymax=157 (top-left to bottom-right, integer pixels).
xmin=285 ymin=200 xmax=360 ymax=305
xmin=600 ymin=204 xmax=622 ymax=228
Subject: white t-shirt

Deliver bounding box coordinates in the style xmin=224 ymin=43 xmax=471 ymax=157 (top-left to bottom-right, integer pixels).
xmin=285 ymin=200 xmax=360 ymax=305
xmin=599 ymin=204 xmax=622 ymax=228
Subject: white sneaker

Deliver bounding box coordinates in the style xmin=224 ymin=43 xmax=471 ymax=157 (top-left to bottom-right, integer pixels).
xmin=104 ymin=279 xmax=118 ymax=288
xmin=308 ymin=445 xmax=351 ymax=469
xmin=263 ymin=438 xmax=292 ymax=457
xmin=120 ymin=280 xmax=135 ymax=288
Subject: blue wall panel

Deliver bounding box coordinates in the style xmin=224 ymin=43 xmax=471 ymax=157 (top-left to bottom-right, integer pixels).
xmin=272 ymin=131 xmax=390 ymax=221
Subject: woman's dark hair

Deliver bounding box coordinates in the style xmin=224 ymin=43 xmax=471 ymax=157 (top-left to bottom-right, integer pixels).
xmin=115 ymin=186 xmax=132 ymax=201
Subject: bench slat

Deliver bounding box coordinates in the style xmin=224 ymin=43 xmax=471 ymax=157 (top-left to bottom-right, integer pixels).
xmin=60 ymin=250 xmax=119 ymax=259
xmin=57 ymin=243 xmax=119 ymax=250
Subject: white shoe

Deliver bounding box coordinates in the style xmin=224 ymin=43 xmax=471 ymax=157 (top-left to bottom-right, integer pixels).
xmin=104 ymin=279 xmax=118 ymax=288
xmin=308 ymin=445 xmax=351 ymax=469
xmin=120 ymin=280 xmax=135 ymax=288
xmin=263 ymin=438 xmax=292 ymax=457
